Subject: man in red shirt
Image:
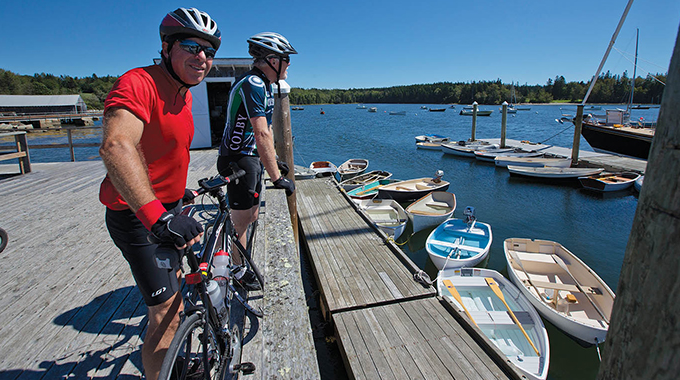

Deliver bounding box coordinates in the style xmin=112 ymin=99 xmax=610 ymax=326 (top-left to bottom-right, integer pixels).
xmin=98 ymin=8 xmax=220 ymax=380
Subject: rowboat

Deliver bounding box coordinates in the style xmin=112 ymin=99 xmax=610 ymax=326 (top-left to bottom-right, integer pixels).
xmin=309 ymin=161 xmax=337 ymax=177
xmin=338 ymin=170 xmax=392 ymax=191
xmin=415 ymin=134 xmax=449 ymax=143
xmin=355 ymin=198 xmax=407 ymax=239
xmin=347 ymin=179 xmax=399 ymax=200
xmin=504 ymin=238 xmax=615 ymax=346
xmin=474 ymin=147 xmax=548 ymax=162
xmin=426 ymin=207 xmax=492 ymax=269
xmin=416 ymin=141 xmax=443 ymax=150
xmin=336 ymin=158 xmax=369 ymax=181
xmin=389 ymin=110 xmax=406 ymax=115
xmin=429 ymin=107 xmax=446 ymax=112
xmin=495 ymin=156 xmax=572 ymax=168
xmin=368 ymin=107 xmax=377 ymax=112
xmin=441 ymin=141 xmax=499 ymax=157
xmin=438 ymin=267 xmax=550 ymax=380
xmin=405 ymin=191 xmax=456 ymax=234
xmin=377 ymin=171 xmax=449 ymax=202
xmin=578 ymin=172 xmax=641 ymax=192
xmin=294 ymin=165 xmax=316 ymax=180
xmin=460 ymin=109 xmax=493 ymax=116
xmin=507 ymin=166 xmax=604 ymax=179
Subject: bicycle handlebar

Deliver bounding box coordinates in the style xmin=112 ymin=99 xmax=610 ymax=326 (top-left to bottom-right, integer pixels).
xmin=196 ymin=169 xmax=246 ymax=195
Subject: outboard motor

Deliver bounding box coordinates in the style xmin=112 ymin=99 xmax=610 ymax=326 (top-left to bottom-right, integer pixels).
xmin=464 ymin=206 xmax=476 ymax=226
xmin=432 ymin=170 xmax=444 ymax=183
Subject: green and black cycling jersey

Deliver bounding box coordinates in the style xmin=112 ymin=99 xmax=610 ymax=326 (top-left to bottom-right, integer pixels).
xmin=218 ymin=67 xmax=274 ymax=156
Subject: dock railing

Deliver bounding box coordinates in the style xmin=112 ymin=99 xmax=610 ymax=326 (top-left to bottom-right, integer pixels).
xmin=0 ymin=126 xmax=101 ymax=162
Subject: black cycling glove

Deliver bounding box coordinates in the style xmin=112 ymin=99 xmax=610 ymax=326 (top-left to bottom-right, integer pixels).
xmin=273 ymin=177 xmax=295 ymax=196
xmin=277 ymin=160 xmax=290 ymax=176
xmin=150 ymin=212 xmax=204 ymax=247
xmin=182 ymin=188 xmax=198 ymax=204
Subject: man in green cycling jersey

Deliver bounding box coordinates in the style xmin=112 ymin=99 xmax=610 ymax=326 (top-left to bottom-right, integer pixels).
xmin=217 ymin=32 xmax=297 ymax=290
xmin=99 ymin=8 xmax=220 ymax=380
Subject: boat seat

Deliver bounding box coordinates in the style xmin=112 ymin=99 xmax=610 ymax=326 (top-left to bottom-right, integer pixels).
xmin=426 ymin=201 xmax=451 ymax=209
xmin=415 ymin=183 xmax=433 ymax=190
xmin=524 ymin=279 xmax=600 ymax=295
xmin=428 ymin=239 xmax=486 ymax=253
xmin=468 ymin=310 xmax=534 ymax=326
xmin=515 ymin=251 xmax=557 ymax=264
xmin=396 ymin=186 xmax=412 ymax=191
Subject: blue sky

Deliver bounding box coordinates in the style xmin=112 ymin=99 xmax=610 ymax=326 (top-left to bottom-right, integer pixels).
xmin=1 ymin=0 xmax=678 ymax=89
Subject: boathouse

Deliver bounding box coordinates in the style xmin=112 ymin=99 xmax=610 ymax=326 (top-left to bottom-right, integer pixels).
xmin=0 ymin=94 xmax=87 ymax=115
xmin=154 ymin=57 xmax=253 ymax=149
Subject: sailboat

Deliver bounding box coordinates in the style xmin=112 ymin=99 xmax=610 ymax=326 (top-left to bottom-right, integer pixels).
xmin=512 ymin=84 xmax=531 ymax=111
xmin=576 ymin=2 xmax=659 ymax=159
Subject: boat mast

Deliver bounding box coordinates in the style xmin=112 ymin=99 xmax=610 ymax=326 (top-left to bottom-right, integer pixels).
xmin=627 ymin=28 xmax=639 ymax=113
xmin=581 ymin=0 xmax=635 ymax=105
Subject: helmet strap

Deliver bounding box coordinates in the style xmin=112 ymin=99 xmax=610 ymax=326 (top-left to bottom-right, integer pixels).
xmin=162 ymin=39 xmax=197 ymax=89
xmin=264 ymin=57 xmax=284 ymax=98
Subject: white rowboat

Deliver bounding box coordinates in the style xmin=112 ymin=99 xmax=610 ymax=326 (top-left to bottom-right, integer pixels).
xmin=495 ymin=156 xmax=571 ymax=168
xmin=438 ymin=267 xmax=550 ymax=380
xmin=337 ymin=158 xmax=369 ymax=181
xmin=377 ymin=176 xmax=450 ymax=202
xmin=339 ymin=170 xmax=392 ymax=191
xmin=507 ymin=166 xmax=604 ymax=179
xmin=405 ymin=191 xmax=456 ymax=234
xmin=309 ymin=161 xmax=337 ymax=177
xmin=504 ymin=238 xmax=615 ymax=346
xmin=578 ymin=172 xmax=641 ymax=192
xmin=426 ymin=215 xmax=492 ymax=270
xmin=355 ymin=198 xmax=407 ymax=240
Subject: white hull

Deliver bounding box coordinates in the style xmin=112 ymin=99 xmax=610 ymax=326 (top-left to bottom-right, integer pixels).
xmin=377 ymin=177 xmax=450 ymax=202
xmin=426 ymin=219 xmax=492 ymax=269
xmin=578 ymin=172 xmax=640 ymax=192
xmin=416 ymin=142 xmax=442 ymax=150
xmin=294 ymin=165 xmax=316 ymax=179
xmin=508 ymin=166 xmax=604 ymax=179
xmin=475 ymin=150 xmax=544 ymax=162
xmin=309 ymin=161 xmax=337 ymax=176
xmin=437 ymin=267 xmax=550 ymax=380
xmin=504 ymin=238 xmax=615 ymax=346
xmin=355 ymin=198 xmax=407 ymax=240
xmin=405 ymin=191 xmax=456 ymax=234
xmin=337 ymin=158 xmax=369 ymax=180
xmin=339 ymin=170 xmax=392 ymax=191
xmin=442 ymin=142 xmax=499 ymax=157
xmin=495 ymin=157 xmax=571 ymax=168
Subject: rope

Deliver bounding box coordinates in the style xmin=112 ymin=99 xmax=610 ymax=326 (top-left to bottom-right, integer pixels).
xmin=413 ymin=270 xmax=433 ymax=286
xmin=387 ymin=235 xmax=409 ymax=246
xmin=539 ymin=123 xmax=574 ymax=144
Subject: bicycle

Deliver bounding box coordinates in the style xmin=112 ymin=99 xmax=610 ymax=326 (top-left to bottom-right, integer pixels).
xmin=157 ymin=167 xmax=265 ymax=380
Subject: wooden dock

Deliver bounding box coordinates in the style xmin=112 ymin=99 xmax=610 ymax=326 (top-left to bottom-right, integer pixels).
xmin=296 ymin=177 xmax=523 ymax=379
xmin=0 ymin=150 xmax=318 ymax=379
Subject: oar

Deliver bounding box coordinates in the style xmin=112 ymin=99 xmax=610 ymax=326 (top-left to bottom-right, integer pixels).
xmin=442 ymin=280 xmax=477 ymax=326
xmin=485 ymin=277 xmax=541 ymax=356
xmin=551 ymin=254 xmax=610 ymax=324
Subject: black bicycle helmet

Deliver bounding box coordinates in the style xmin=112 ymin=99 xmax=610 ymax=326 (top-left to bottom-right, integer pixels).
xmin=160 ymin=7 xmax=221 ymax=49
xmin=247 ymin=32 xmax=297 ymax=58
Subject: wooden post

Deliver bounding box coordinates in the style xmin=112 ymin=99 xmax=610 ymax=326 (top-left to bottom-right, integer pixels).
xmin=271 ymin=80 xmax=299 ymax=244
xmin=571 ymin=105 xmax=584 ymax=166
xmin=15 ymin=132 xmax=31 ymax=174
xmin=501 ymin=101 xmax=508 ymax=148
xmin=597 ymin=26 xmax=680 ymax=380
xmin=471 ymin=101 xmax=478 ymax=141
xmin=67 ymin=128 xmax=75 ymax=162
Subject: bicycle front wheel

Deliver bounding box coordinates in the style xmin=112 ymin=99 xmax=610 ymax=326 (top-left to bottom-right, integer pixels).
xmin=158 ymin=313 xmax=228 ymax=380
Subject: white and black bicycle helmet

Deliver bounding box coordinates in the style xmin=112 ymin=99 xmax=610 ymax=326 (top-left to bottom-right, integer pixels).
xmin=247 ymin=32 xmax=297 ymax=59
xmin=160 ymin=7 xmax=221 ymax=49
xmin=159 ymin=8 xmax=220 ymax=88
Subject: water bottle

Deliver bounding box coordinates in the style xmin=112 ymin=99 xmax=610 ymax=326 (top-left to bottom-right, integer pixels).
xmin=213 ymin=250 xmax=229 ymax=298
xmin=207 ymin=279 xmax=227 ymax=320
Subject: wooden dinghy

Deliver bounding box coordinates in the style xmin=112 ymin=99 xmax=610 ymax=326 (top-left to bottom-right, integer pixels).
xmin=495 ymin=156 xmax=571 ymax=168
xmin=377 ymin=171 xmax=449 ymax=202
xmin=504 ymin=238 xmax=615 ymax=346
xmin=405 ymin=191 xmax=456 ymax=234
xmin=578 ymin=172 xmax=641 ymax=192
xmin=355 ymin=198 xmax=407 ymax=239
xmin=336 ymin=158 xmax=369 ymax=181
xmin=338 ymin=170 xmax=392 ymax=191
xmin=438 ymin=267 xmax=550 ymax=380
xmin=426 ymin=206 xmax=492 ymax=270
xmin=309 ymin=161 xmax=337 ymax=177
xmin=507 ymin=166 xmax=604 ymax=179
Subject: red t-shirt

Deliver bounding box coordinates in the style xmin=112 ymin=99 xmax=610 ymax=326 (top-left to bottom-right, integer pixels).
xmin=99 ymin=65 xmax=194 ymax=210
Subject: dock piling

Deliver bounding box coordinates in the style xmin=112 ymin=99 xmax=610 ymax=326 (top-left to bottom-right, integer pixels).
xmin=571 ymin=105 xmax=584 ymax=165
xmin=471 ymin=101 xmax=478 ymax=141
xmin=501 ymin=101 xmax=508 ymax=148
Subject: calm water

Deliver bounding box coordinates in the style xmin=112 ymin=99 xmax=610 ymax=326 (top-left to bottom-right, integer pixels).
xmin=290 ymin=103 xmax=651 ymax=380
xmin=13 ymin=103 xmax=656 ymax=379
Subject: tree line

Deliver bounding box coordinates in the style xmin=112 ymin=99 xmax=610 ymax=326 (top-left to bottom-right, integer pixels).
xmin=0 ymin=68 xmax=666 ymax=109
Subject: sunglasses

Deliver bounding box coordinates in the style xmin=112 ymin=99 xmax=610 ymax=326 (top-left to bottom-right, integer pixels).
xmin=178 ymin=40 xmax=216 ymax=59
xmin=267 ymin=55 xmax=290 ymax=63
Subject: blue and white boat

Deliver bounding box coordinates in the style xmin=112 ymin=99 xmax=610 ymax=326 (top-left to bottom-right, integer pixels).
xmin=426 ymin=207 xmax=492 ymax=269
xmin=437 ymin=267 xmax=550 ymax=380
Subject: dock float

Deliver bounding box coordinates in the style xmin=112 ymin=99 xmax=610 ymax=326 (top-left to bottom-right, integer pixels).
xmin=296 ymin=177 xmax=523 ymax=379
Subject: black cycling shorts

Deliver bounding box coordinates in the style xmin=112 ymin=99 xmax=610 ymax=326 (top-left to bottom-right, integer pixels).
xmin=105 ymin=200 xmax=182 ymax=306
xmin=217 ymin=154 xmax=263 ymax=210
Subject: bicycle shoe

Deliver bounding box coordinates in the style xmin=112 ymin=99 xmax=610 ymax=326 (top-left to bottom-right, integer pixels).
xmin=236 ymin=268 xmax=262 ymax=291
